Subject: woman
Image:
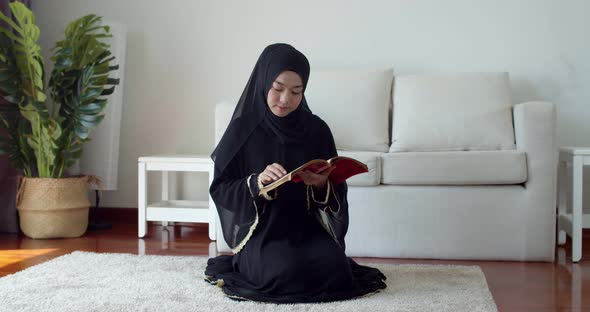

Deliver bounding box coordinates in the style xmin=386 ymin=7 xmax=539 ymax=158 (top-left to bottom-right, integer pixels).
xmin=206 ymin=43 xmax=386 ymax=303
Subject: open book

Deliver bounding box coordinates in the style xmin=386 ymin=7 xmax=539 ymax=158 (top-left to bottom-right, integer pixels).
xmin=259 ymin=156 xmax=368 ymax=194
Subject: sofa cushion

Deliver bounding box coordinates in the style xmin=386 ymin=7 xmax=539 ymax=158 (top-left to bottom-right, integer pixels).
xmin=381 ymin=150 xmax=527 ymax=185
xmin=336 ymin=150 xmax=382 ymax=186
xmin=305 ymin=68 xmax=393 ymax=152
xmin=390 ymin=72 xmax=516 ymax=152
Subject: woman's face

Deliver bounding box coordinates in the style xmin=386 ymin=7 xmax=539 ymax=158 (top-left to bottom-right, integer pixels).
xmin=267 ymin=70 xmax=304 ymax=117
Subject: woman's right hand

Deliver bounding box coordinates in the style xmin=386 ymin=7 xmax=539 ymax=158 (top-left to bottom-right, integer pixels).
xmin=259 ymin=163 xmax=288 ymax=185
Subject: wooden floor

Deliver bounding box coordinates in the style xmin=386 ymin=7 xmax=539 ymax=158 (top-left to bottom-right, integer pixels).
xmin=1 ymin=215 xmax=589 ymax=312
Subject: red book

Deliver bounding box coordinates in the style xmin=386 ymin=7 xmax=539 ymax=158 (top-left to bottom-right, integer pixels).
xmin=259 ymin=156 xmax=368 ymax=194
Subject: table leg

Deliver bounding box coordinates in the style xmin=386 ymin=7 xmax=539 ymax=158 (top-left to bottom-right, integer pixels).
xmin=572 ymin=156 xmax=583 ymax=262
xmin=208 ymin=241 xmax=217 ymax=258
xmin=208 ymin=166 xmax=217 ymax=241
xmin=161 ymin=170 xmax=169 ymax=228
xmin=138 ymin=239 xmax=146 ymax=255
xmin=138 ymin=161 xmax=148 ymax=238
xmin=162 ymin=170 xmax=169 ymax=201
xmin=558 ymin=160 xmax=567 ymax=245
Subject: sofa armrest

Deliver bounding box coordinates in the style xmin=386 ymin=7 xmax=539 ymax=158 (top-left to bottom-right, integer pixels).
xmin=513 ymin=101 xmax=558 ymax=189
xmin=513 ymin=101 xmax=558 ymax=260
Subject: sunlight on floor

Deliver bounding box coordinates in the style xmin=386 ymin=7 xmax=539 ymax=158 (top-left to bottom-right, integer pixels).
xmin=0 ymin=249 xmax=59 ymax=269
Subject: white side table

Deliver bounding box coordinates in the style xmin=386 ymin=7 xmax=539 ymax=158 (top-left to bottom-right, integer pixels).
xmin=557 ymin=147 xmax=590 ymax=262
xmin=138 ymin=155 xmax=217 ymax=240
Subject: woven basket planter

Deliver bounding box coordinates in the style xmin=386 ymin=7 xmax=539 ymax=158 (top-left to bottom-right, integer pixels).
xmin=16 ymin=176 xmax=90 ymax=239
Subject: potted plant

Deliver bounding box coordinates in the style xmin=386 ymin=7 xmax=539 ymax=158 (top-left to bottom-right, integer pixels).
xmin=0 ymin=2 xmax=120 ymax=238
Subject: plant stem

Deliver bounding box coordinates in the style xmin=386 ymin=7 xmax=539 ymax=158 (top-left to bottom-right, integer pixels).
xmin=57 ymin=161 xmax=63 ymax=178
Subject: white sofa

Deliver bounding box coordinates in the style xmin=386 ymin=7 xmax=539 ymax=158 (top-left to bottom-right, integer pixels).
xmin=213 ymin=70 xmax=558 ymax=262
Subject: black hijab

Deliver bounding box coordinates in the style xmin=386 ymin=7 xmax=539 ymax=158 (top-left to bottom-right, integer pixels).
xmin=211 ymin=43 xmax=313 ymax=173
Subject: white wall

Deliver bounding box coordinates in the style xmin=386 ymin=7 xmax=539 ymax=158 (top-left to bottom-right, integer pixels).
xmin=33 ymin=0 xmax=590 ymax=209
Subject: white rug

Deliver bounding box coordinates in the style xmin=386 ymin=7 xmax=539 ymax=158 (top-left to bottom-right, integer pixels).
xmin=0 ymin=251 xmax=497 ymax=312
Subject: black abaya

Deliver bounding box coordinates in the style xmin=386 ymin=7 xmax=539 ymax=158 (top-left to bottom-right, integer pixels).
xmin=206 ymin=116 xmax=386 ymax=303
xmin=206 ymin=43 xmax=385 ymax=303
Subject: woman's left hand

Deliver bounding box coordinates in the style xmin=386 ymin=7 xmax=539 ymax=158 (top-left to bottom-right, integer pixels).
xmin=297 ymin=166 xmax=337 ymax=189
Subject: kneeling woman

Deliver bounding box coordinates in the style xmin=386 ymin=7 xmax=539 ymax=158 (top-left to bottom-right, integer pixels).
xmin=205 ymin=43 xmax=386 ymax=303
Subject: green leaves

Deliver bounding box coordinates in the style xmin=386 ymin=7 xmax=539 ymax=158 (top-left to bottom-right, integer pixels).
xmin=0 ymin=2 xmax=45 ymax=103
xmin=51 ymin=14 xmax=111 ymax=71
xmin=24 ymin=113 xmax=61 ymax=176
xmin=18 ymin=101 xmax=61 ymax=177
xmin=49 ymin=13 xmax=119 ymax=177
xmin=0 ymin=29 xmax=22 ymax=105
xmin=0 ymin=2 xmax=40 ymax=176
xmin=4 ymin=1 xmax=53 ymax=177
xmin=0 ymin=3 xmax=119 ymax=178
xmin=0 ymin=112 xmax=34 ymax=176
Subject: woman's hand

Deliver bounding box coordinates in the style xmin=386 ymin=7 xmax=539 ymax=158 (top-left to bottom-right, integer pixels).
xmin=297 ymin=166 xmax=337 ymax=189
xmin=259 ymin=163 xmax=288 ymax=185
